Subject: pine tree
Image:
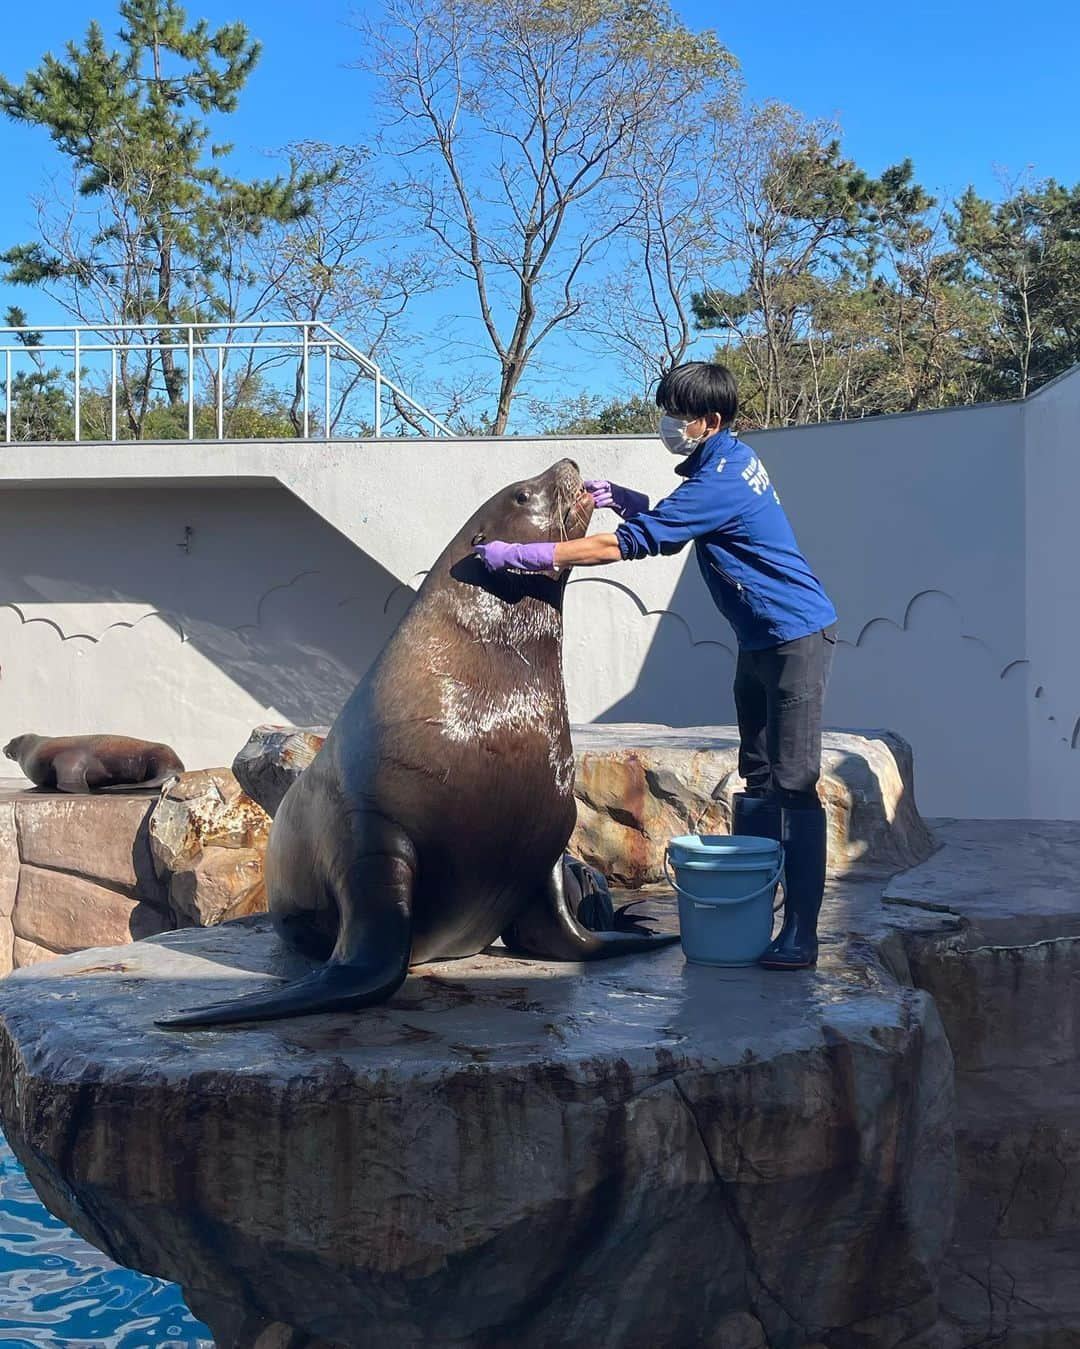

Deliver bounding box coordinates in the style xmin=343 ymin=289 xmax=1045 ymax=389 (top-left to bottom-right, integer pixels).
xmin=950 ymin=181 xmax=1080 ymax=398
xmin=2 ymin=306 xmax=73 ymax=440
xmin=0 ymin=0 xmax=319 ymax=432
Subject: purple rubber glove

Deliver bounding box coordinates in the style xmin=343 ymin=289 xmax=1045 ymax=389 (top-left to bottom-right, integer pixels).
xmin=474 ymin=540 xmax=557 ymax=572
xmin=584 ymin=478 xmax=649 ymax=518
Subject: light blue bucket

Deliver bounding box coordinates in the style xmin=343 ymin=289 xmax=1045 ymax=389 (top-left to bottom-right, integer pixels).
xmin=664 ymin=835 xmax=785 ymax=967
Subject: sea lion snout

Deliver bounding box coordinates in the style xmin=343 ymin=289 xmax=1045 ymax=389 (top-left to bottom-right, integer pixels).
xmin=552 ymin=457 xmax=582 ymax=492
xmin=543 ymin=459 xmax=591 ymax=536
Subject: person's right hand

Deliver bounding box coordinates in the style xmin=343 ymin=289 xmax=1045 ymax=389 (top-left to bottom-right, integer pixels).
xmin=474 ymin=540 xmax=556 ymax=572
xmin=584 ymin=479 xmax=649 ymax=518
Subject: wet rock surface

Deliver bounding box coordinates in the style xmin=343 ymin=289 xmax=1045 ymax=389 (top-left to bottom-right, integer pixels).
xmin=884 ymin=820 xmax=1080 ymax=1348
xmin=1 ymin=799 xmax=1076 ymax=1346
xmin=0 ymin=882 xmax=954 ymax=1349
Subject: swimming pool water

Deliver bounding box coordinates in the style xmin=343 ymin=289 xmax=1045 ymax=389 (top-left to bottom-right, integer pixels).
xmin=0 ymin=1129 xmax=213 ymax=1347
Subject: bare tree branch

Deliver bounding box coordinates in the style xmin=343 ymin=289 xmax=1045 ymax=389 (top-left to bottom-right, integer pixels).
xmin=356 ymin=0 xmax=734 ymax=432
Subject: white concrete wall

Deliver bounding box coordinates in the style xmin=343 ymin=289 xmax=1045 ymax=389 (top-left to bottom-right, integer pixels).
xmin=1023 ymin=367 xmax=1080 ymax=819
xmin=0 ymin=487 xmax=411 ymax=771
xmin=569 ymin=402 xmax=1033 ymax=818
xmin=2 ymin=373 xmax=1079 ymax=818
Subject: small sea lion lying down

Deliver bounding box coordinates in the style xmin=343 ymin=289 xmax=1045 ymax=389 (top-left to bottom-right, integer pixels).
xmin=3 ymin=733 xmax=185 ymax=793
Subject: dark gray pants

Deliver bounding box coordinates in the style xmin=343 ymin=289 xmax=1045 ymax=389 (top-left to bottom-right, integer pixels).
xmin=733 ymin=626 xmax=837 ymax=809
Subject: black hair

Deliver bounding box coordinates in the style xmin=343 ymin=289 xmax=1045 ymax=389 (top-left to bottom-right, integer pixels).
xmin=655 ymin=362 xmax=738 ymax=425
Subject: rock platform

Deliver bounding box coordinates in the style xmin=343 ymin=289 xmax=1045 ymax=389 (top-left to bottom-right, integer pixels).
xmin=0 ymin=895 xmax=953 ymax=1349
xmin=0 ymin=771 xmax=270 ymax=975
xmin=0 ymin=782 xmax=171 ymax=974
xmin=233 ymin=722 xmax=939 ymax=882
xmin=1 ymin=723 xmax=937 ymax=977
xmin=3 ymin=819 xmax=1079 ymax=1347
xmin=884 ymin=820 xmax=1080 ymax=1349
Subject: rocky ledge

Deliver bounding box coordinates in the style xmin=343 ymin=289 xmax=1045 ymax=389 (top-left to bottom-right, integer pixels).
xmin=0 ymin=771 xmax=270 ymax=975
xmin=884 ymin=820 xmax=1080 ymax=1349
xmin=1 ymin=724 xmax=937 ymax=978
xmin=0 ymin=783 xmax=171 ymax=974
xmin=571 ymin=723 xmax=936 ymax=883
xmin=234 ymin=722 xmax=939 ymax=883
xmin=0 ymin=892 xmax=953 ymax=1349
xmin=2 ymin=821 xmax=1078 ymax=1348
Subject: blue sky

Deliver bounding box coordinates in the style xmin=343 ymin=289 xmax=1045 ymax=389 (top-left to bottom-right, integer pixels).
xmin=1 ymin=0 xmax=1076 ymax=420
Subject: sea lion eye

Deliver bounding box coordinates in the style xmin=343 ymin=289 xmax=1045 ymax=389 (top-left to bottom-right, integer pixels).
xmin=515 ymin=491 xmax=530 ymax=505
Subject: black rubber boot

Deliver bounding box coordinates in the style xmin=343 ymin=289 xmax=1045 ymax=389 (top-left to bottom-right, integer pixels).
xmin=731 ymin=792 xmax=781 ymax=842
xmin=759 ymin=805 xmax=826 ymax=970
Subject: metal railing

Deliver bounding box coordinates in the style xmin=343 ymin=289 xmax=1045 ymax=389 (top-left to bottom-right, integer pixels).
xmin=1 ymin=319 xmax=452 ymax=444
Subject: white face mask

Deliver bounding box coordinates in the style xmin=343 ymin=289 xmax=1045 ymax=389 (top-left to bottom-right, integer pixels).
xmin=659 ymin=414 xmax=706 ymax=457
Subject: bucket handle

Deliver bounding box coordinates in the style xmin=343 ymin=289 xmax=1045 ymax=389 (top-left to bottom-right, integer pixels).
xmin=663 ymin=847 xmax=785 ymax=911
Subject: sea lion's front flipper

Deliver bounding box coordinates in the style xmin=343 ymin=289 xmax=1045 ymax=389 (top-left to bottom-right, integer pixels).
xmin=155 ymin=839 xmax=416 ymax=1029
xmin=501 ymin=859 xmax=679 ymax=962
xmin=51 ymin=750 xmax=93 ymax=794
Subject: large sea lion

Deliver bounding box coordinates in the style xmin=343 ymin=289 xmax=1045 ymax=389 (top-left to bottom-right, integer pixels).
xmin=159 ymin=459 xmax=676 ymax=1028
xmin=4 ymin=733 xmax=184 ymax=793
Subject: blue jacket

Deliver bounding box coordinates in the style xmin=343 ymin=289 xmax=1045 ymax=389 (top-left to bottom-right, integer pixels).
xmin=615 ymin=428 xmax=836 ymax=651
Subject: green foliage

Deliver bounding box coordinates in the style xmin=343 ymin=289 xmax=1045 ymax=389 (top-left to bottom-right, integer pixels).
xmin=686 ymin=104 xmax=1077 ymax=427
xmin=949 ymin=182 xmax=1080 ymax=398
xmin=540 ymin=392 xmax=657 ymax=434
xmin=690 ymin=106 xmax=963 ymax=425
xmin=0 ymin=0 xmax=320 ymax=430
xmin=2 ymin=305 xmax=73 ymax=440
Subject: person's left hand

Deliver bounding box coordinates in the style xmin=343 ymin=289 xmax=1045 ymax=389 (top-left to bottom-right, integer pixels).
xmin=474 ymin=540 xmax=557 ymax=572
xmin=584 ymin=479 xmax=649 ymax=518
xmin=584 ymin=478 xmax=616 ymax=509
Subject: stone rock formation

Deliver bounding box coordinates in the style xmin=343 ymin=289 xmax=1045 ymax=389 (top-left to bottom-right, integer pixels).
xmin=883 ymin=820 xmax=1080 ymax=1347
xmin=0 ymin=799 xmax=17 ymax=975
xmin=0 ymin=903 xmax=954 ymax=1349
xmin=149 ymin=770 xmax=270 ymax=927
xmin=231 ymin=723 xmax=938 ymax=881
xmin=2 ymin=810 xmax=1077 ymax=1345
xmin=1 ymin=722 xmax=936 ymax=975
xmin=232 ymin=725 xmax=328 ymax=818
xmin=0 ymin=788 xmax=170 ymax=973
xmin=0 ymin=769 xmax=271 ymax=973
xmin=571 ymin=724 xmax=936 ymax=884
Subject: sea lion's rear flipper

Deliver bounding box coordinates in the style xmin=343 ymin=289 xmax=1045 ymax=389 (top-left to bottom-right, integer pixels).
xmin=51 ymin=750 xmax=93 ymax=794
xmin=612 ymin=899 xmax=661 ymax=934
xmin=561 ymin=854 xmax=615 ymax=931
xmin=501 ymin=859 xmax=679 ymax=961
xmin=155 ymin=838 xmax=416 ymax=1029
